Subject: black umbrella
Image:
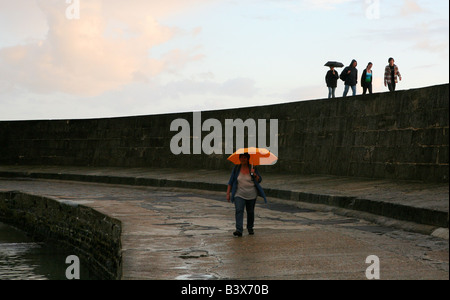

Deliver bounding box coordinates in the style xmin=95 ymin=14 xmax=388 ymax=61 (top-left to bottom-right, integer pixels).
xmin=324 ymin=61 xmax=344 ymax=68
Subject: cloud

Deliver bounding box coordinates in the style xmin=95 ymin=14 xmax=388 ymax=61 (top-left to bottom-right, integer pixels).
xmin=161 ymin=47 xmax=206 ymax=74
xmin=300 ymin=0 xmax=357 ymax=10
xmin=400 ymin=0 xmax=425 ymax=16
xmin=353 ymin=16 xmax=449 ymax=59
xmin=158 ymin=77 xmax=259 ymax=99
xmin=412 ymin=20 xmax=449 ymax=57
xmin=246 ymin=0 xmax=357 ymax=14
xmin=0 ymin=0 xmax=209 ymax=96
xmin=0 ymin=0 xmax=48 ymax=45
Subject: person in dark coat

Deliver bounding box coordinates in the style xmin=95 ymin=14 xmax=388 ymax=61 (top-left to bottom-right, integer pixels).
xmin=325 ymin=66 xmax=339 ymax=98
xmin=361 ymin=62 xmax=373 ymax=95
xmin=342 ymin=59 xmax=358 ymax=97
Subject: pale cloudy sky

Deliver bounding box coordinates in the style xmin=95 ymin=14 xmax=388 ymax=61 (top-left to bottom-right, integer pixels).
xmin=0 ymin=0 xmax=448 ymax=120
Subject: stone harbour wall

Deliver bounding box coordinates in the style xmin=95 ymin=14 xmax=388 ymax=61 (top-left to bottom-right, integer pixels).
xmin=0 ymin=191 xmax=122 ymax=280
xmin=0 ymin=84 xmax=448 ymax=182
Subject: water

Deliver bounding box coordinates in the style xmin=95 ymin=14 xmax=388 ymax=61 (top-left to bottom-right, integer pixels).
xmin=0 ymin=222 xmax=100 ymax=280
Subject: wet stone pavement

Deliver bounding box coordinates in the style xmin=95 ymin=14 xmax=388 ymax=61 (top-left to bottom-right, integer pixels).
xmin=0 ymin=178 xmax=448 ymax=280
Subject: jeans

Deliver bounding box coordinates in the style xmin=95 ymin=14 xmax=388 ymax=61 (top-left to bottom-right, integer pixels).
xmin=363 ymin=83 xmax=373 ymax=95
xmin=234 ymin=197 xmax=256 ymax=233
xmin=388 ymin=82 xmax=396 ymax=92
xmin=328 ymin=87 xmax=336 ymax=99
xmin=343 ymin=85 xmax=356 ymax=97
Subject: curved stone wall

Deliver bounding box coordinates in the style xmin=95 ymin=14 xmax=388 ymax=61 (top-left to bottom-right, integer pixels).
xmin=0 ymin=84 xmax=448 ymax=182
xmin=0 ymin=191 xmax=122 ymax=279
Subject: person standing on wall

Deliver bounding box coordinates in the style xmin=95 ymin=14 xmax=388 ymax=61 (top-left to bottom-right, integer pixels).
xmin=325 ymin=66 xmax=339 ymax=99
xmin=341 ymin=59 xmax=358 ymax=97
xmin=361 ymin=62 xmax=373 ymax=95
xmin=384 ymin=57 xmax=402 ymax=92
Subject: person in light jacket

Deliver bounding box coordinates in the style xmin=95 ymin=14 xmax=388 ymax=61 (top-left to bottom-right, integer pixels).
xmin=384 ymin=57 xmax=402 ymax=92
xmin=227 ymin=153 xmax=267 ymax=237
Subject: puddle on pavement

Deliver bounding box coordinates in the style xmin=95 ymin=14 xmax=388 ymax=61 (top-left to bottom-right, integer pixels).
xmin=179 ymin=250 xmax=209 ymax=259
xmin=176 ymin=274 xmax=218 ymax=280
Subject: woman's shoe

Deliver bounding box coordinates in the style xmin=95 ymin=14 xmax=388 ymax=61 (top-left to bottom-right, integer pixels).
xmin=248 ymin=229 xmax=254 ymax=235
xmin=233 ymin=231 xmax=242 ymax=237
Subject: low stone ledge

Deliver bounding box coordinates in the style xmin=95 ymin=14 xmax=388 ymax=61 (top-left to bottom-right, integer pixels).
xmin=0 ymin=191 xmax=122 ymax=280
xmin=264 ymin=188 xmax=448 ymax=228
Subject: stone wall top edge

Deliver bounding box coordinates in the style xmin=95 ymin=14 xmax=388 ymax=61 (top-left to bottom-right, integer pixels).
xmin=1 ymin=84 xmax=447 ymax=124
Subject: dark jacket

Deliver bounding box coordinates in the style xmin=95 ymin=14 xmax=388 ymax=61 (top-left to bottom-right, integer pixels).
xmin=361 ymin=69 xmax=373 ymax=88
xmin=326 ymin=70 xmax=339 ymax=88
xmin=343 ymin=60 xmax=358 ymax=86
xmin=228 ymin=165 xmax=267 ymax=204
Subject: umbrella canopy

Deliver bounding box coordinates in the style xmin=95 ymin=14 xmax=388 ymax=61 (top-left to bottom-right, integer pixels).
xmin=227 ymin=147 xmax=278 ymax=166
xmin=324 ymin=61 xmax=344 ymax=68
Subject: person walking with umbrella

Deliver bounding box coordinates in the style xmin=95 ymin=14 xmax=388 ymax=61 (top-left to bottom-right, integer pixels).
xmin=324 ymin=61 xmax=343 ymax=99
xmin=325 ymin=66 xmax=339 ymax=98
xmin=227 ymin=150 xmax=271 ymax=237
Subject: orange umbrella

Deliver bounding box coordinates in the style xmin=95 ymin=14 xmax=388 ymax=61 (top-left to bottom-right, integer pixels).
xmin=227 ymin=147 xmax=278 ymax=166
